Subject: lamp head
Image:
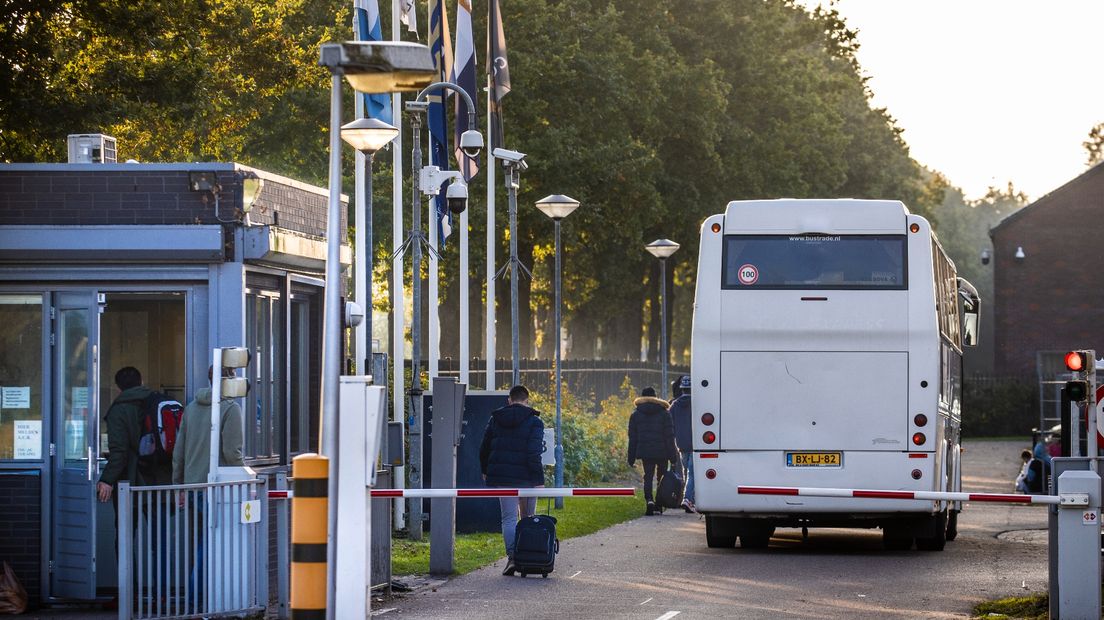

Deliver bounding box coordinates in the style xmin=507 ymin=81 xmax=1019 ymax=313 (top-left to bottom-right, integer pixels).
xmin=320 ymin=41 xmax=436 ymax=93
xmin=980 ymin=249 xmax=990 ymax=265
xmin=341 ymin=117 xmax=399 ymax=153
xmin=645 ymin=238 xmax=680 ymax=259
xmin=241 ymin=176 xmax=264 ymax=213
xmin=459 ymin=129 xmax=484 ymax=158
xmin=1014 ymin=246 xmax=1025 ymax=261
xmin=535 ymin=194 xmax=581 ymax=221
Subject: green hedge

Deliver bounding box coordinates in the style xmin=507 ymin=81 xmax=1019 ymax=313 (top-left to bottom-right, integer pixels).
xmin=530 ymin=377 xmax=639 ymax=487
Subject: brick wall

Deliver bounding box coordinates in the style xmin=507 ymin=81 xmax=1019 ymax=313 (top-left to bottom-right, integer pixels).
xmin=0 ymin=471 xmax=42 ymax=607
xmin=991 ymin=164 xmax=1104 ymax=377
xmin=0 ymin=167 xmax=342 ymax=239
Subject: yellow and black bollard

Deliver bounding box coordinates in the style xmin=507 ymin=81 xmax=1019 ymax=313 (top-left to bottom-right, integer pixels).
xmin=291 ymin=453 xmax=328 ymax=620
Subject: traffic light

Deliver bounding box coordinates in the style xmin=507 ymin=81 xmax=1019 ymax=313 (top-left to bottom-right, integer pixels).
xmin=1066 ymin=380 xmax=1089 ymax=402
xmin=1065 ymin=351 xmax=1089 ymax=372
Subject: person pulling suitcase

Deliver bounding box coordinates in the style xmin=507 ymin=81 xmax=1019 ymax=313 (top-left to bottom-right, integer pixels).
xmin=479 ymin=385 xmax=546 ymax=576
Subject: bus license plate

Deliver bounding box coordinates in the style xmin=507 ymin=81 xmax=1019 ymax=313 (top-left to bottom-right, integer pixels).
xmin=786 ymin=452 xmax=842 ymax=467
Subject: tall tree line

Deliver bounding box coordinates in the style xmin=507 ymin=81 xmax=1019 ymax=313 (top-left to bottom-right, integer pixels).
xmin=1 ymin=0 xmax=942 ymax=363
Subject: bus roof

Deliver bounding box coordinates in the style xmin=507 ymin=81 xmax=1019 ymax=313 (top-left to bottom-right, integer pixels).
xmin=723 ymin=199 xmax=911 ymax=235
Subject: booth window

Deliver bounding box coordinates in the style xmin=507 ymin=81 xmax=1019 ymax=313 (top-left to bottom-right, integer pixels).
xmin=289 ymin=297 xmax=317 ymax=455
xmin=0 ymin=295 xmax=44 ymax=460
xmin=245 ymin=292 xmax=283 ymax=463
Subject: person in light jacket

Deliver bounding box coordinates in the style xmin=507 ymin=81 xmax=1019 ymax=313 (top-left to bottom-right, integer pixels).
xmin=627 ymin=386 xmax=679 ymax=515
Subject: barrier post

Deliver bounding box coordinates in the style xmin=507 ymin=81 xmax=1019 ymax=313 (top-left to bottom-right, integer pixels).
xmin=290 ymin=454 xmax=329 ymax=620
xmin=1056 ymin=469 xmax=1101 ymax=619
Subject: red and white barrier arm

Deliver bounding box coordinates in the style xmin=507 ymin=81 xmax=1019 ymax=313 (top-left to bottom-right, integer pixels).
xmin=735 ymin=485 xmax=1066 ymax=506
xmin=269 ymin=487 xmax=634 ymax=500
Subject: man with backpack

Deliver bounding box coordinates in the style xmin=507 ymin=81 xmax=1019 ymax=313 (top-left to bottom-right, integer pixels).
xmin=97 ymin=367 xmax=174 ymax=562
xmin=479 ymin=385 xmax=545 ymax=576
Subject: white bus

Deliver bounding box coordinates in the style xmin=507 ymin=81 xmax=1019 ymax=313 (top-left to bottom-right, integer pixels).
xmin=690 ymin=199 xmax=980 ymax=551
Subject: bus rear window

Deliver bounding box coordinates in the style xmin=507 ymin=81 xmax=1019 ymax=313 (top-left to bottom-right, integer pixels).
xmin=722 ymin=235 xmax=907 ymax=290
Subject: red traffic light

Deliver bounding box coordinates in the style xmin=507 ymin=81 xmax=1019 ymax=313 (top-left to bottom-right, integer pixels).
xmin=1065 ymin=351 xmax=1087 ymax=372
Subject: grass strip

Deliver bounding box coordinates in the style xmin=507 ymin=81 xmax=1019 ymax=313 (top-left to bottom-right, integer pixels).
xmin=973 ymin=593 xmax=1047 ymax=619
xmin=392 ymin=491 xmax=643 ymax=576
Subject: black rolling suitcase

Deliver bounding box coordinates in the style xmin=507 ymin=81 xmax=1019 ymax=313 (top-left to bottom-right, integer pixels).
xmin=656 ymin=467 xmax=684 ymax=510
xmin=512 ymin=514 xmax=559 ymax=577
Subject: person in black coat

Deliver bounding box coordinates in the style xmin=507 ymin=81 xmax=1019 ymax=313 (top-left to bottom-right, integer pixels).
xmin=669 ymin=375 xmax=695 ymax=512
xmin=479 ymin=385 xmax=545 ymax=574
xmin=627 ymin=386 xmax=679 ymax=515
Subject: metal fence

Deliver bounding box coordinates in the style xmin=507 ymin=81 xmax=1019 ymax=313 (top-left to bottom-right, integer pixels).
xmin=118 ymin=478 xmax=269 ymax=619
xmin=433 ymin=358 xmax=691 ymax=409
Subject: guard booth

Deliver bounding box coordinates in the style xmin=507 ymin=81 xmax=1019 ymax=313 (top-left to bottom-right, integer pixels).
xmin=0 ymin=159 xmax=348 ymax=606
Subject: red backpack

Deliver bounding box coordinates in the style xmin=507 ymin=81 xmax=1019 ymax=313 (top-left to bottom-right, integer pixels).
xmin=137 ymin=392 xmax=184 ymax=466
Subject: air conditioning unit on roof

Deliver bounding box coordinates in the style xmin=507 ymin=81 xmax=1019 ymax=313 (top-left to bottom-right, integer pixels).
xmin=67 ymin=134 xmax=117 ymax=164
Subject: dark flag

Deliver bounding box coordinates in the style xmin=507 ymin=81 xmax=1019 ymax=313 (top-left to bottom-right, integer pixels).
xmin=452 ymin=0 xmax=479 ymax=181
xmin=487 ymin=0 xmax=511 ymax=149
xmin=429 ymin=0 xmax=453 ymax=243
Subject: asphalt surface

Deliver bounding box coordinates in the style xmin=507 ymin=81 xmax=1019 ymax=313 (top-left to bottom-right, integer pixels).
xmin=380 ymin=439 xmax=1047 ymax=619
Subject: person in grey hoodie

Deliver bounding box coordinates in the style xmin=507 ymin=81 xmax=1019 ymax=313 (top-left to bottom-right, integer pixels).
xmin=173 ymin=366 xmax=244 ymax=487
xmin=173 ymin=366 xmax=243 ymax=603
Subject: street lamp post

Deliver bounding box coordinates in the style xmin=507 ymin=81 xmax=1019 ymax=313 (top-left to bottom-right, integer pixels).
xmin=535 ymin=194 xmax=580 ymax=509
xmin=318 ymin=40 xmax=434 ymax=619
xmin=645 ymin=239 xmax=680 ymax=399
xmin=343 ymin=116 xmax=400 ymax=372
xmin=395 ymin=81 xmax=482 ymax=540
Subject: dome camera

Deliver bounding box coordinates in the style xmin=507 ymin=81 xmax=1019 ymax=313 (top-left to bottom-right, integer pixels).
xmin=459 ymin=129 xmax=484 ymax=158
xmin=446 ymin=180 xmax=469 ymax=215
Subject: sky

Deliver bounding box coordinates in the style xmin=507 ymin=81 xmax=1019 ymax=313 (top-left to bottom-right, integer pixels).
xmin=798 ymin=0 xmax=1104 ymax=201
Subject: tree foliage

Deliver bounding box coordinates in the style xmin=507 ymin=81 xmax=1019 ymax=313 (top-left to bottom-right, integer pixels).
xmin=2 ymin=0 xmax=941 ymax=362
xmin=1085 ymin=122 xmax=1104 ymax=167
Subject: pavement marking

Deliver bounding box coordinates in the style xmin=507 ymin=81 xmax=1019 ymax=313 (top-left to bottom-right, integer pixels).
xmin=569 ymin=570 xmax=582 ymax=579
xmin=640 ymin=597 xmax=653 ymax=606
xmin=654 ymin=612 xmax=681 ymax=620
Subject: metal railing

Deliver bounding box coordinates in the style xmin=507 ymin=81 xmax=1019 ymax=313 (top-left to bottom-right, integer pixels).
xmin=118 ymin=478 xmax=269 ymax=619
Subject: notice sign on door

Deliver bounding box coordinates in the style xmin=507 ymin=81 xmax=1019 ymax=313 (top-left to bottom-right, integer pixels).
xmin=1 ymin=386 xmax=30 ymax=409
xmin=14 ymin=420 xmax=41 ymax=459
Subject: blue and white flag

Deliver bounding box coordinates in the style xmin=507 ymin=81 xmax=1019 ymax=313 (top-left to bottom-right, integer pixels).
xmin=353 ymin=0 xmax=392 ymax=125
xmin=451 ymin=0 xmax=479 ymax=181
xmin=429 ymin=0 xmax=454 ymax=243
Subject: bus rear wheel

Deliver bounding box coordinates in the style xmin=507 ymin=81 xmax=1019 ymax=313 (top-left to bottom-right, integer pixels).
xmin=882 ymin=527 xmax=913 ymax=551
xmin=705 ymin=516 xmax=737 ymax=548
xmin=739 ymin=524 xmax=775 ymax=549
xmin=916 ymin=511 xmax=947 ymax=551
xmin=945 ymin=509 xmax=959 ymax=541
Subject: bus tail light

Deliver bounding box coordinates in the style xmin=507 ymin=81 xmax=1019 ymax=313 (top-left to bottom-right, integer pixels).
xmin=705 ymin=469 xmax=717 ymax=480
xmin=701 ymin=412 xmax=715 ymax=426
xmin=911 ymin=469 xmax=922 ymax=480
xmin=703 ymin=431 xmax=716 ymax=445
xmin=909 ymin=223 xmax=920 ymax=233
xmin=912 ymin=432 xmax=926 ymax=446
xmin=711 ymin=222 xmax=721 ymax=233
xmin=913 ymin=414 xmax=928 ymax=427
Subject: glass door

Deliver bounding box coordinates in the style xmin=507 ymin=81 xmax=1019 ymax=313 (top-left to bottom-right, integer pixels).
xmin=51 ymin=291 xmax=100 ymax=599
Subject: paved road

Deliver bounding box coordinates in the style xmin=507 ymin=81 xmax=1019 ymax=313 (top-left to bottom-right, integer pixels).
xmin=381 ymin=440 xmax=1047 ymax=619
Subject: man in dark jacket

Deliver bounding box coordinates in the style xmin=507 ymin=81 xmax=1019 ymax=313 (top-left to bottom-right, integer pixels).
xmin=669 ymin=375 xmax=695 ymax=512
xmin=627 ymin=386 xmax=679 ymax=515
xmin=97 ymin=366 xmax=171 ymax=564
xmin=479 ymin=385 xmax=545 ymax=575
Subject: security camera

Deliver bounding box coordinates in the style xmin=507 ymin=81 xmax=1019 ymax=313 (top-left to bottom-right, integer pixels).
xmin=493 ymin=148 xmax=528 ymax=169
xmin=459 ymin=129 xmax=484 ymax=159
xmin=446 ymin=180 xmax=468 ymax=215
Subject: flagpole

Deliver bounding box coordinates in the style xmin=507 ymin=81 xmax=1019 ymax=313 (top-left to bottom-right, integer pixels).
xmin=391 ymin=0 xmax=406 ymax=531
xmin=485 ymin=77 xmax=496 ymax=391
xmin=355 ymin=97 xmax=368 ymax=376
